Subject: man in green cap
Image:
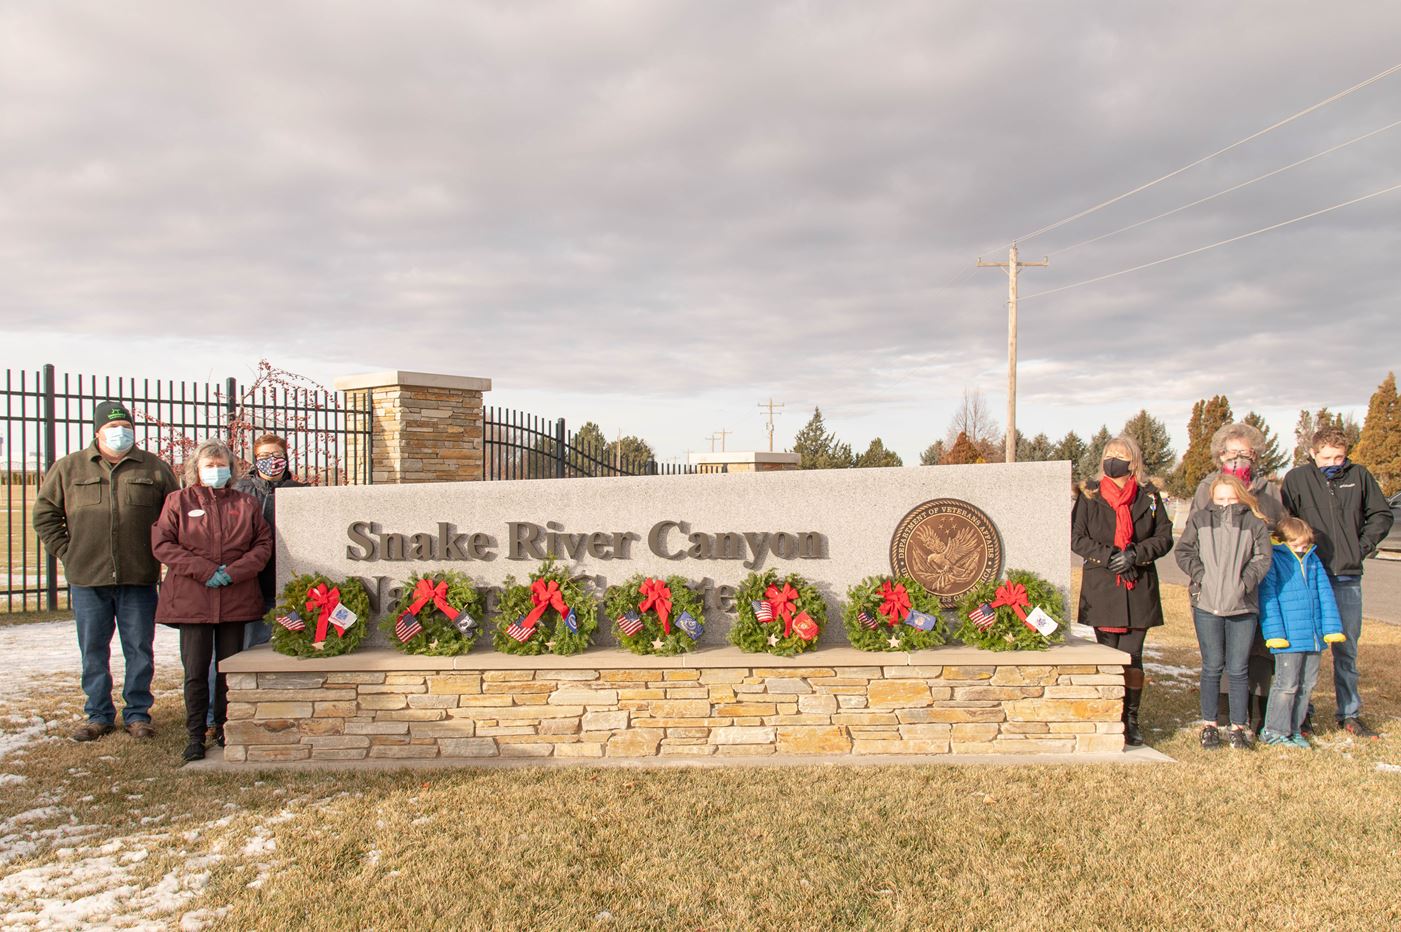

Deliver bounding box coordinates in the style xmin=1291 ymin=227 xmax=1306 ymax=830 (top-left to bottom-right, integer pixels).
xmin=33 ymin=401 xmax=180 ymax=741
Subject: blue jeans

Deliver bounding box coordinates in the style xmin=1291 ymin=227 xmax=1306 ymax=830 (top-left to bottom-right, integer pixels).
xmin=1193 ymin=608 xmax=1257 ymax=726
xmin=71 ymin=585 xmax=158 ymax=725
xmin=1328 ymin=577 xmax=1364 ymax=721
xmin=1264 ymin=652 xmax=1321 ymax=737
xmin=206 ymin=600 xmax=273 ymax=725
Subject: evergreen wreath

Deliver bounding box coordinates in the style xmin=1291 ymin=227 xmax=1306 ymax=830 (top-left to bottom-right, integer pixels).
xmin=379 ymin=571 xmax=486 ymax=656
xmin=492 ymin=559 xmax=598 ymax=656
xmin=604 ymin=574 xmax=706 ymax=656
xmin=268 ymin=573 xmax=371 ymax=658
xmin=728 ymin=568 xmax=826 ymax=657
xmin=953 ymin=569 xmax=1066 ymax=652
xmin=842 ymin=574 xmax=946 ymax=652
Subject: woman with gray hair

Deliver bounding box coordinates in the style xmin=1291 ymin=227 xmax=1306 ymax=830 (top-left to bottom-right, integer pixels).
xmin=1190 ymin=422 xmax=1285 ymax=525
xmin=151 ymin=438 xmax=272 ymax=762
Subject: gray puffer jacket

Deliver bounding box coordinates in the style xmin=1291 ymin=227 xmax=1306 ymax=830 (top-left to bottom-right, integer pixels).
xmin=1174 ymin=503 xmax=1272 ymax=616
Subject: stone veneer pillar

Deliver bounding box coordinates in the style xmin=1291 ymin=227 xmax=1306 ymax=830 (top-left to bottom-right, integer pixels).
xmin=334 ymin=370 xmax=491 ymax=484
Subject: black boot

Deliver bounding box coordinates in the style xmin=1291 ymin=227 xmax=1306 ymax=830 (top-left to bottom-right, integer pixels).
xmin=1123 ymin=688 xmax=1144 ymax=747
xmin=183 ymin=738 xmax=206 ymax=762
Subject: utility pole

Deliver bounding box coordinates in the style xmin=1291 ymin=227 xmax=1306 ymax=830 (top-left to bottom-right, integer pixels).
xmin=977 ymin=242 xmax=1047 ymax=463
xmin=757 ymin=398 xmax=785 ymax=452
xmin=714 ymin=428 xmax=731 ymax=452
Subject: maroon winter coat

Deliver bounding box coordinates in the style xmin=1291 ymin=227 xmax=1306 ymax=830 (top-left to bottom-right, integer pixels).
xmin=152 ymin=485 xmax=273 ymax=625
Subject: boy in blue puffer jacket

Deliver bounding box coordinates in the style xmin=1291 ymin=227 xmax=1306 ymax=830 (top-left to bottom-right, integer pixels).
xmin=1258 ymin=517 xmax=1345 ymax=748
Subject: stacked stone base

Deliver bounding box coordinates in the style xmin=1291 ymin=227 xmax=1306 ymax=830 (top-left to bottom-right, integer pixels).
xmin=221 ymin=642 xmax=1128 ymax=764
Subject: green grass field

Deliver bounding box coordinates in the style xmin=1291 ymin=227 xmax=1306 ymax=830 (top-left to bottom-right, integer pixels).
xmin=0 ymin=576 xmax=1398 ymax=929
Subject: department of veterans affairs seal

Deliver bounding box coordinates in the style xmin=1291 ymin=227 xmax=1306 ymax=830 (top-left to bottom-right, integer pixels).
xmin=889 ymin=499 xmax=1004 ymax=606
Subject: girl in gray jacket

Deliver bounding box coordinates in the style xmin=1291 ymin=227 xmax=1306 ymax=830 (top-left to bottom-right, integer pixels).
xmin=1175 ymin=474 xmax=1273 ymax=750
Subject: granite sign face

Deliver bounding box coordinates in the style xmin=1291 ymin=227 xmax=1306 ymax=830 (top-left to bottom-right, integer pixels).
xmin=274 ymin=462 xmax=1069 ymax=645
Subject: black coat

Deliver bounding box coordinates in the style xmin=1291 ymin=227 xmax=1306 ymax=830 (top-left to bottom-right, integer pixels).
xmin=1281 ymin=461 xmax=1394 ymax=577
xmin=231 ymin=472 xmax=305 ymax=601
xmin=1072 ymin=480 xmax=1175 ymax=630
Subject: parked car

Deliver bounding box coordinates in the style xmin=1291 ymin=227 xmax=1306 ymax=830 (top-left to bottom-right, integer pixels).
xmin=1383 ymin=493 xmax=1401 ymax=553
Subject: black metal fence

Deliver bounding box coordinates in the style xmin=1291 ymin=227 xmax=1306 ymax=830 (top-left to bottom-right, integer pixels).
xmin=3 ymin=364 xmax=372 ymax=612
xmin=483 ymin=405 xmax=700 ymax=480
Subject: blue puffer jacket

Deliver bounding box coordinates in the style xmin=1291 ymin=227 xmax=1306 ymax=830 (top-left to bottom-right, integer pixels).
xmin=1258 ymin=543 xmax=1342 ymax=653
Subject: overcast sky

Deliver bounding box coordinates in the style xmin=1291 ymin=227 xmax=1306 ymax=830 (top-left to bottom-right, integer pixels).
xmin=3 ymin=2 xmax=1398 ymax=465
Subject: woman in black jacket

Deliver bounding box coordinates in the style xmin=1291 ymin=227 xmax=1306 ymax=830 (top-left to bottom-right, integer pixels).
xmin=1072 ymin=434 xmax=1175 ymax=746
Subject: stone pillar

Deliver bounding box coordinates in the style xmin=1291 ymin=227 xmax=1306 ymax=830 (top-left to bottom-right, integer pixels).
xmin=687 ymin=451 xmax=801 ymax=474
xmin=333 ymin=371 xmax=491 ymax=484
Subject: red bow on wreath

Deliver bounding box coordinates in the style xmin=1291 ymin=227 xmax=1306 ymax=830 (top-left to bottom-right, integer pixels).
xmin=990 ymin=581 xmax=1030 ymax=621
xmin=877 ymin=580 xmax=911 ymax=627
xmin=305 ymin=583 xmax=344 ymax=643
xmin=523 ymin=579 xmax=569 ymax=631
xmin=406 ymin=578 xmax=459 ymax=621
xmin=763 ymin=583 xmax=799 ymax=637
xmin=639 ymin=577 xmax=673 ymax=634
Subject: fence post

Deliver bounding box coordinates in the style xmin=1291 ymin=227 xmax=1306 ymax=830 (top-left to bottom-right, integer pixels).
xmin=555 ymin=418 xmax=567 ymax=479
xmin=647 ymin=458 xmax=657 ymax=476
xmin=42 ymin=363 xmax=58 ymax=611
xmin=224 ymin=376 xmax=238 ymax=443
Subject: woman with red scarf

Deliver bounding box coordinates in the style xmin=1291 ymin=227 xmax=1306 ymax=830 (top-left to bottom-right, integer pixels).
xmin=1072 ymin=434 xmax=1174 ymax=747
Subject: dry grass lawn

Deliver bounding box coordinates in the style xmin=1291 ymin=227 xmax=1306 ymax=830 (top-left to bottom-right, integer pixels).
xmin=1 ymin=578 xmax=1399 ymax=930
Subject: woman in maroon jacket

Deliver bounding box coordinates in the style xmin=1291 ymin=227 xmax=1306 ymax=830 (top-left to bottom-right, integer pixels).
xmin=152 ymin=439 xmax=272 ymax=762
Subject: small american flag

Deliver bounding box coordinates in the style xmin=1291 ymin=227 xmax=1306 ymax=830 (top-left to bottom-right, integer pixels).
xmin=969 ymin=602 xmax=997 ymax=631
xmin=752 ymin=600 xmax=773 ymax=622
xmin=857 ymin=610 xmax=878 ymax=630
xmin=617 ymin=612 xmax=644 ymax=636
xmin=394 ymin=611 xmax=423 ymax=643
xmin=505 ymin=619 xmax=534 ymax=643
xmin=276 ymin=612 xmax=305 ymax=632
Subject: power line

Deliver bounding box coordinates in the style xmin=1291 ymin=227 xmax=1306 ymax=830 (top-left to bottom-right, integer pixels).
xmin=1021 ymin=180 xmax=1401 ymax=301
xmin=1008 ymin=60 xmax=1401 ymax=246
xmin=1047 ymin=116 xmax=1401 ymax=257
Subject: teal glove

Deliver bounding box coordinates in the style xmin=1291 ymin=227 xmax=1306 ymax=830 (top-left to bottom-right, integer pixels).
xmin=211 ymin=565 xmax=233 ymax=587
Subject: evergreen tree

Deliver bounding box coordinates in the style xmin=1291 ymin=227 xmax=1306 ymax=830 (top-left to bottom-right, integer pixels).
xmin=1292 ymin=409 xmax=1316 ymax=466
xmin=1055 ymin=431 xmax=1088 ymax=482
xmin=855 ymin=437 xmax=903 ymax=468
xmin=1016 ymin=432 xmax=1055 ymax=462
xmin=793 ymin=407 xmax=853 ymax=469
xmin=941 ymin=431 xmax=984 ymax=465
xmin=607 ymin=435 xmax=655 ymax=471
xmin=1172 ymin=395 xmax=1232 ymax=497
xmin=919 ymin=440 xmax=947 ymax=466
xmin=1354 ymin=372 xmax=1401 ymax=495
xmin=1121 ymin=409 xmax=1175 ymax=477
xmin=1080 ymin=426 xmax=1112 ymax=481
xmin=1241 ymin=411 xmax=1287 ymax=478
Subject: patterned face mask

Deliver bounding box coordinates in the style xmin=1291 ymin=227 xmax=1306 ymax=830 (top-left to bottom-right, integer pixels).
xmin=255 ymin=455 xmax=287 ymax=478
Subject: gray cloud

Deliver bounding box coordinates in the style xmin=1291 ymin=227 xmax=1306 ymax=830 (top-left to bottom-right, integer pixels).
xmin=2 ymin=1 xmax=1398 ymax=461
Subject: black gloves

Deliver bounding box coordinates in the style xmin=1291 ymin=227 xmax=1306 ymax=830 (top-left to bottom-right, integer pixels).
xmin=1107 ymin=546 xmax=1136 ymax=575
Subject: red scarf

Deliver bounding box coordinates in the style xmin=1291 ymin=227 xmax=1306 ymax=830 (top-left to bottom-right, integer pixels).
xmin=1098 ymin=476 xmax=1138 ymax=594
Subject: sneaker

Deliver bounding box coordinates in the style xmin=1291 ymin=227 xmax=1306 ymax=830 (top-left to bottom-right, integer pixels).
xmin=182 ymin=739 xmax=206 ymax=763
xmin=1260 ymin=730 xmax=1293 ymax=746
xmin=72 ymin=721 xmax=115 ymax=742
xmin=1342 ymin=718 xmax=1380 ymax=739
xmin=1228 ymin=727 xmax=1254 ymax=750
xmin=1300 ymin=713 xmax=1314 ymax=738
xmin=1289 ymin=734 xmax=1313 ymax=749
xmin=1200 ymin=725 xmax=1222 ymax=750
xmin=124 ymin=722 xmax=156 ymax=740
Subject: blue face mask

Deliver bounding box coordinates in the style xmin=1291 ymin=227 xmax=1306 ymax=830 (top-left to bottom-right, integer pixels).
xmin=102 ymin=426 xmax=134 ymax=453
xmin=200 ymin=465 xmax=232 ymax=488
xmin=1319 ymin=459 xmax=1349 ymax=481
